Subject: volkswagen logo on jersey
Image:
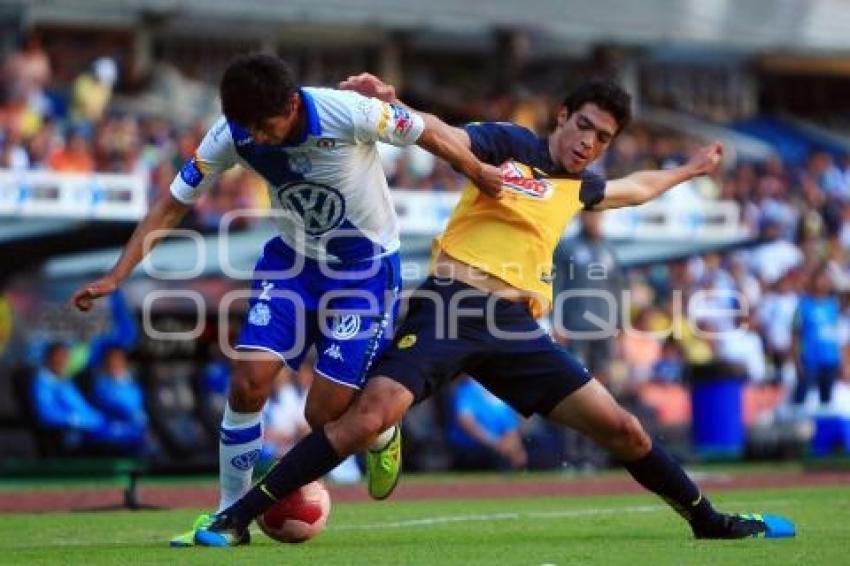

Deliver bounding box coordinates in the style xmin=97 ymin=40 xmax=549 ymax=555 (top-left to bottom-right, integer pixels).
xmin=277 ymin=182 xmax=346 ymax=236
xmin=331 ymin=314 xmax=361 ymax=340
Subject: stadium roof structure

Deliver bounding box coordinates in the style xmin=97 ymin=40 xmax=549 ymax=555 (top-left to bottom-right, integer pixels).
xmin=10 ymin=0 xmax=850 ymax=53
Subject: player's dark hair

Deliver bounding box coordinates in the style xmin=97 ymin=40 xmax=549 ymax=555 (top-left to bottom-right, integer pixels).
xmin=220 ymin=53 xmax=298 ymax=128
xmin=562 ymin=79 xmax=632 ymax=133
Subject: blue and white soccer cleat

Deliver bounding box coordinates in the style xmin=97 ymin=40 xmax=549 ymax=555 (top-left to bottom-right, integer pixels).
xmin=193 ymin=514 xmax=251 ymax=548
xmin=748 ymin=513 xmax=796 ymax=539
xmin=169 ymin=513 xmax=213 ymax=547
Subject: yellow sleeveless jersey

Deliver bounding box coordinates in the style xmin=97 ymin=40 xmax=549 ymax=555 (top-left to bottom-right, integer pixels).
xmin=433 ymin=160 xmax=604 ymax=318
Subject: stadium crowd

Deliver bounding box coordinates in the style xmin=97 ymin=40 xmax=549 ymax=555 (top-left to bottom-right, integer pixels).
xmin=3 ymin=42 xmax=850 ymax=469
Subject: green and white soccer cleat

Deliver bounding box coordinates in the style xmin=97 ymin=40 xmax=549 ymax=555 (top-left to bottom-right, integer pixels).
xmin=366 ymin=425 xmax=402 ymax=500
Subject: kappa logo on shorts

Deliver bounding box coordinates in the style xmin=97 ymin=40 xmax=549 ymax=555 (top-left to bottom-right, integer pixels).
xmin=331 ymin=314 xmax=361 ymax=340
xmin=323 ymin=343 xmax=344 ymax=361
xmin=248 ymin=302 xmax=271 ymax=326
xmin=397 ymin=334 xmax=417 ymax=349
xmin=230 ymin=449 xmax=261 ymax=471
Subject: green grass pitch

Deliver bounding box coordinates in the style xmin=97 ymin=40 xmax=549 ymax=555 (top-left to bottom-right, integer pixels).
xmin=0 ymin=486 xmax=846 ymax=565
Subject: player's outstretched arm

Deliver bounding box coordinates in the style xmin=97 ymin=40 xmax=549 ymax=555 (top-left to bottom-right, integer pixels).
xmin=593 ymin=142 xmax=723 ymax=211
xmin=341 ymin=72 xmax=476 ymax=160
xmin=416 ymin=114 xmax=503 ymax=199
xmin=342 ymin=73 xmax=499 ymax=196
xmin=71 ymin=195 xmax=191 ymax=311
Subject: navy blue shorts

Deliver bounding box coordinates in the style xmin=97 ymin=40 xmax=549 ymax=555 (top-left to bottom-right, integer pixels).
xmin=370 ymin=277 xmax=593 ymax=416
xmin=238 ymin=237 xmax=400 ymax=389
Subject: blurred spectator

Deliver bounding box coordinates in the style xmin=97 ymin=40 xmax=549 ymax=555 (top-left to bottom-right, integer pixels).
xmin=792 ymin=263 xmax=841 ymax=407
xmin=262 ymin=369 xmax=310 ymax=462
xmin=428 ymin=158 xmax=465 ymax=192
xmin=1 ymin=33 xmax=51 ymax=126
xmin=805 ymin=151 xmax=847 ymax=202
xmin=23 ymin=118 xmax=58 ymax=169
xmin=47 ymin=129 xmax=95 ymax=173
xmin=0 ymin=122 xmax=30 ymax=169
xmin=715 ymin=312 xmax=767 ymax=383
xmin=31 ymin=342 xmax=144 ymax=455
xmin=652 ymin=338 xmax=685 ymax=384
xmin=91 ymin=345 xmax=148 ymax=432
xmin=552 ymin=211 xmax=623 ymax=384
xmin=695 ymin=252 xmax=736 ymax=293
xmin=619 ymin=307 xmax=663 ymax=384
xmin=749 ymin=218 xmax=803 ymax=285
xmin=71 ymin=57 xmax=118 ymax=125
xmin=730 ymin=253 xmax=762 ymax=308
xmin=758 ymin=268 xmax=800 ymax=384
xmin=690 ymin=255 xmax=739 ymax=333
xmin=446 ymin=377 xmax=526 ymax=470
xmin=94 ymin=114 xmax=141 ymax=173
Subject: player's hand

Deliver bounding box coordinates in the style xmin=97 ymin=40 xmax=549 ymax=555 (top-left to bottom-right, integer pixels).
xmin=495 ymin=435 xmax=527 ymax=468
xmin=339 ymin=73 xmax=396 ymax=103
xmin=688 ymin=142 xmax=724 ymax=176
xmin=71 ymin=275 xmax=119 ymax=312
xmin=471 ymin=163 xmax=504 ymax=199
xmin=508 ymin=448 xmax=528 ymax=468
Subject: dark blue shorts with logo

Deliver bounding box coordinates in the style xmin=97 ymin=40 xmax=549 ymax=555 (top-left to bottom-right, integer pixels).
xmin=237 ymin=237 xmax=400 ymax=389
xmin=370 ymin=277 xmax=593 ymax=416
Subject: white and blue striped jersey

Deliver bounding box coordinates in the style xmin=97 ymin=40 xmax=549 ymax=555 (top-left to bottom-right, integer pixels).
xmin=170 ymin=87 xmax=424 ymax=262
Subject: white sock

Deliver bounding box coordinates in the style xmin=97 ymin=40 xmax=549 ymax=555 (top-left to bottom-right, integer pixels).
xmin=369 ymin=425 xmax=396 ymax=451
xmin=217 ymin=403 xmax=263 ymax=512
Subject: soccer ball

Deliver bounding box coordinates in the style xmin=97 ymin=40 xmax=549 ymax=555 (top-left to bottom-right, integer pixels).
xmin=256 ymin=481 xmax=331 ymax=543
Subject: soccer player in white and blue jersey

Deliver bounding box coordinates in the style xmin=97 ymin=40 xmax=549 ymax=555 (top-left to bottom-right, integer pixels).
xmin=71 ymin=53 xmax=502 ymax=546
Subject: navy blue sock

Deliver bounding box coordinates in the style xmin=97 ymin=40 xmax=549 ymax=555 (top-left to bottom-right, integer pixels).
xmin=623 ymin=443 xmax=720 ymax=526
xmin=223 ymin=428 xmax=343 ymax=530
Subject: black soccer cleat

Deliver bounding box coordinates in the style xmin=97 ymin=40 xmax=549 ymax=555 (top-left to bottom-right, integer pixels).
xmin=692 ymin=512 xmax=795 ymax=539
xmin=692 ymin=513 xmax=767 ymax=539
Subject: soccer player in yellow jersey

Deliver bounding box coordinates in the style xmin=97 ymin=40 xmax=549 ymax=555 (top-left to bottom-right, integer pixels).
xmin=195 ymin=76 xmax=795 ymax=546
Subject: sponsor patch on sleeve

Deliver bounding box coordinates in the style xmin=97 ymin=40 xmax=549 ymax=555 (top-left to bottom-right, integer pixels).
xmin=377 ymin=103 xmax=392 ymax=137
xmin=390 ymin=104 xmax=414 ymax=137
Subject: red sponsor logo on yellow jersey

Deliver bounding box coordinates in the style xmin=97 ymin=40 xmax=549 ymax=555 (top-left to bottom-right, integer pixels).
xmin=499 ymin=161 xmax=553 ymax=199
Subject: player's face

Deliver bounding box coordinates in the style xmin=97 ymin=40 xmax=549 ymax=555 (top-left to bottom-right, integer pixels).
xmin=250 ymin=93 xmax=300 ymax=145
xmin=550 ymin=103 xmax=618 ymax=174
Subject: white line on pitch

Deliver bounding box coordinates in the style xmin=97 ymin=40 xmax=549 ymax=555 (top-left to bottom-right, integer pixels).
xmin=325 ymin=499 xmax=792 ymax=531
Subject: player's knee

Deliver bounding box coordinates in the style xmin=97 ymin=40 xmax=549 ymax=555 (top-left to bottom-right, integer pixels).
xmin=229 ymin=363 xmax=274 ymax=412
xmin=331 ymin=405 xmax=385 ymax=454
